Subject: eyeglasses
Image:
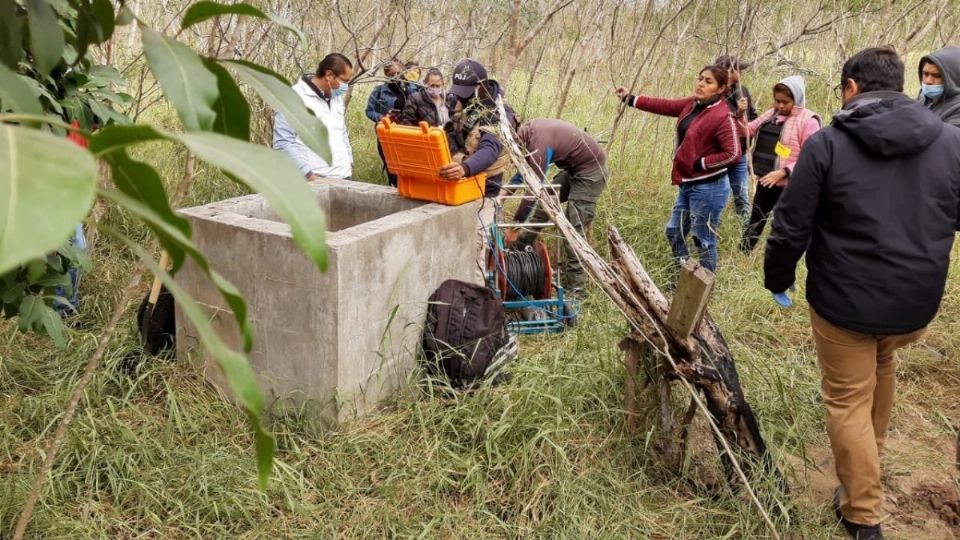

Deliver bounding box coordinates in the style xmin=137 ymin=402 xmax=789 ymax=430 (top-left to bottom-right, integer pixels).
xmin=833 ymin=82 xmax=846 ymax=100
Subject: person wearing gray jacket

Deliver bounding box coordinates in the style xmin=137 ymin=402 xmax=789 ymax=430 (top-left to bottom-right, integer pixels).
xmin=918 ymin=46 xmax=960 ymax=127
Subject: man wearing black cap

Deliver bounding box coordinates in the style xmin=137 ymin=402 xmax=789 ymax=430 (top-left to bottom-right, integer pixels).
xmin=438 ymin=58 xmax=518 ymax=283
xmin=716 ymin=55 xmax=756 ymax=224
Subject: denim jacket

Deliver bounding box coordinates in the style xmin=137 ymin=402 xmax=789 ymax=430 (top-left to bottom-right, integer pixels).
xmin=365 ymin=83 xmax=406 ymax=123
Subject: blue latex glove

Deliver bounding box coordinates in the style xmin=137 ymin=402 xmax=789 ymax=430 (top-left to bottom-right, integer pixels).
xmin=772 ymin=291 xmax=793 ymax=308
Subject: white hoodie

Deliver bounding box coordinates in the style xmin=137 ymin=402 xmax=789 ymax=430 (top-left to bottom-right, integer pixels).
xmin=272 ymin=77 xmax=353 ymax=179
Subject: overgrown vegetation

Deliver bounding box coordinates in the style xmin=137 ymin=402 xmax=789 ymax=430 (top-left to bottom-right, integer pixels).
xmin=2 ymin=0 xmax=959 ymax=538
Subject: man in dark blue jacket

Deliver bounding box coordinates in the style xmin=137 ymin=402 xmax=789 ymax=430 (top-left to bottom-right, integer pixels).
xmin=765 ymin=47 xmax=960 ymax=540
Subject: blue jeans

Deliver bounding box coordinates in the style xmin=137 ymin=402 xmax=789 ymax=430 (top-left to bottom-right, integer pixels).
xmin=665 ymin=176 xmax=731 ymax=272
xmin=727 ymin=155 xmax=750 ymax=222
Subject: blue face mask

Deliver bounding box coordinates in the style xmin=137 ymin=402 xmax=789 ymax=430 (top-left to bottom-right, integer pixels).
xmin=332 ymin=81 xmax=349 ymax=99
xmin=922 ymin=83 xmax=944 ymax=100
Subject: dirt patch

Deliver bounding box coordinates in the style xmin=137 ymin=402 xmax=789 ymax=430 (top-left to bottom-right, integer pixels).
xmin=906 ymin=481 xmax=960 ymax=528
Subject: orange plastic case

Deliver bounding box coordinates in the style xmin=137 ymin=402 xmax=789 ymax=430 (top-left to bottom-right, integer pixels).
xmin=376 ymin=118 xmax=486 ymax=205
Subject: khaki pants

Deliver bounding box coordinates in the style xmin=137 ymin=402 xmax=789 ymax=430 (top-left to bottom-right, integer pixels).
xmin=810 ymin=308 xmax=925 ymax=525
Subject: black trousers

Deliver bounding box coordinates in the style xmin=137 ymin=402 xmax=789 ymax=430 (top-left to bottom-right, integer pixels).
xmin=376 ymin=139 xmax=398 ymax=187
xmin=740 ymin=183 xmax=784 ymax=252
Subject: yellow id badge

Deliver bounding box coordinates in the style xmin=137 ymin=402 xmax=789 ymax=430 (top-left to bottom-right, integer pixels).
xmin=774 ymin=141 xmax=791 ymax=159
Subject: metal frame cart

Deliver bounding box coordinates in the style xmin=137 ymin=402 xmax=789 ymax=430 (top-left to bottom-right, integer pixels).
xmin=486 ymin=182 xmax=578 ymax=335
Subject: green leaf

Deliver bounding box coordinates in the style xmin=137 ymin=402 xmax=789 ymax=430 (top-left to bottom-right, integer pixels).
xmin=0 ymin=62 xmax=44 ymax=115
xmin=0 ymin=2 xmax=24 ymax=69
xmin=26 ymin=0 xmax=65 ymax=76
xmin=116 ymin=5 xmax=135 ymax=26
xmin=177 ymin=131 xmax=328 ymax=271
xmin=181 ymin=1 xmax=267 ymax=30
xmin=141 ymin=26 xmax=218 ymax=132
xmin=203 ymin=59 xmax=250 ymax=141
xmin=88 ymin=123 xmax=165 ymax=157
xmin=223 ymin=60 xmax=331 ymax=163
xmin=181 ymin=1 xmax=305 ymax=45
xmin=101 ymin=148 xmax=191 ymax=271
xmin=87 ymin=98 xmax=130 ymax=126
xmin=18 ymin=294 xmax=66 ymax=347
xmin=0 ymin=124 xmax=97 ymax=276
xmin=97 ymin=188 xmax=253 ymax=352
xmin=114 ymin=230 xmax=274 ymax=488
xmin=89 ymin=0 xmax=115 ymax=43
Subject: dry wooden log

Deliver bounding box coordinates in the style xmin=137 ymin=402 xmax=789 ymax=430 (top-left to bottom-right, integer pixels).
xmin=620 ymin=337 xmax=641 ymax=434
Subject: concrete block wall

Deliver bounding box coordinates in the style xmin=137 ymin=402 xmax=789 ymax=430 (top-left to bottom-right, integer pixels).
xmin=175 ymin=178 xmax=478 ymax=424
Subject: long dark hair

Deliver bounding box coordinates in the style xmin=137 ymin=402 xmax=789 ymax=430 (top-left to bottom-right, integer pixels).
xmin=700 ymin=65 xmax=730 ymax=94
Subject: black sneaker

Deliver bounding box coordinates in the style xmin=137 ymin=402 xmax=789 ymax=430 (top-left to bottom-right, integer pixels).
xmin=832 ymin=487 xmax=884 ymax=540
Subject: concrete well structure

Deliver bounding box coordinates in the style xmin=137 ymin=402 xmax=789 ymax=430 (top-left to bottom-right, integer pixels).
xmin=175 ymin=178 xmax=478 ymax=424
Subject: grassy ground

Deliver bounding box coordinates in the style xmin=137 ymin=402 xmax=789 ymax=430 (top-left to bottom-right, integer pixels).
xmin=2 ymin=64 xmax=959 ymax=539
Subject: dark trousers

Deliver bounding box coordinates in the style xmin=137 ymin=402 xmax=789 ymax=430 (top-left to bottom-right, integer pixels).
xmin=376 ymin=139 xmax=398 ymax=187
xmin=740 ymin=183 xmax=784 ymax=252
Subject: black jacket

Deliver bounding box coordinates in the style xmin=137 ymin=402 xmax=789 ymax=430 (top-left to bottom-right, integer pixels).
xmin=400 ymin=88 xmax=447 ymax=128
xmin=764 ymin=91 xmax=960 ymax=334
xmin=725 ymin=83 xmax=757 ymax=122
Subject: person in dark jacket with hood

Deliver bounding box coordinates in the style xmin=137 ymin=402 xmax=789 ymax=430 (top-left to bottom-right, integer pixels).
xmin=917 ymin=46 xmax=960 ymax=127
xmin=765 ymin=47 xmax=960 ymax=540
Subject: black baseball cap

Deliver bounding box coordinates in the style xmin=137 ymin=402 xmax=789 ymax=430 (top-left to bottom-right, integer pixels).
xmin=714 ymin=55 xmax=753 ymax=71
xmin=450 ymin=59 xmax=488 ymax=99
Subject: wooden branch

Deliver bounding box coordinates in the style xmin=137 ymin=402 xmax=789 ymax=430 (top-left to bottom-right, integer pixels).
xmin=620 ymin=337 xmax=641 ymax=434
xmin=496 ymin=100 xmax=783 ymax=539
xmin=607 ymin=0 xmax=696 ymax=151
xmin=517 ymin=0 xmax=575 ymax=56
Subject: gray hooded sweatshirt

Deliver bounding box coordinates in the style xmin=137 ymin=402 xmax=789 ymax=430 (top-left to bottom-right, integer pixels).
xmin=778 ymin=75 xmax=806 ymax=108
xmin=918 ymin=46 xmax=960 ymax=128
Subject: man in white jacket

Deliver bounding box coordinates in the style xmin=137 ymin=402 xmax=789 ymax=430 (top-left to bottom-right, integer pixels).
xmin=273 ymin=53 xmax=354 ymax=180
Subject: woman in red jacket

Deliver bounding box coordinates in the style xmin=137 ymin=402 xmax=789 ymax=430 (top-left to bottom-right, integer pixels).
xmin=616 ymin=66 xmax=741 ymax=272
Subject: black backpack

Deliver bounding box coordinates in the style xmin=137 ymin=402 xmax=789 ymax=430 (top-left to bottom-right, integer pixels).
xmin=422 ymin=279 xmax=513 ymax=387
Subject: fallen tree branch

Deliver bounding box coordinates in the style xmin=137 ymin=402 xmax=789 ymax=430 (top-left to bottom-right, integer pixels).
xmin=495 ymin=99 xmax=783 ymax=539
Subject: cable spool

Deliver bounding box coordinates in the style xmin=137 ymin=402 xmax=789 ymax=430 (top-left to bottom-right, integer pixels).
xmin=491 ymin=241 xmax=553 ymax=301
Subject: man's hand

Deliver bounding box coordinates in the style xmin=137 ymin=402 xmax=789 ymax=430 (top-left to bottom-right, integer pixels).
xmin=759 ymin=169 xmax=788 ymax=188
xmin=439 ymin=162 xmax=466 ymax=180
xmin=615 ymin=86 xmax=630 ymax=99
xmin=306 ymin=172 xmax=320 ymax=181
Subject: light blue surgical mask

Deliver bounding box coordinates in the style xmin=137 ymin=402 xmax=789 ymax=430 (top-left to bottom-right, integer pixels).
xmin=332 ymin=81 xmax=349 ymax=99
xmin=922 ymin=83 xmax=944 ymax=100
